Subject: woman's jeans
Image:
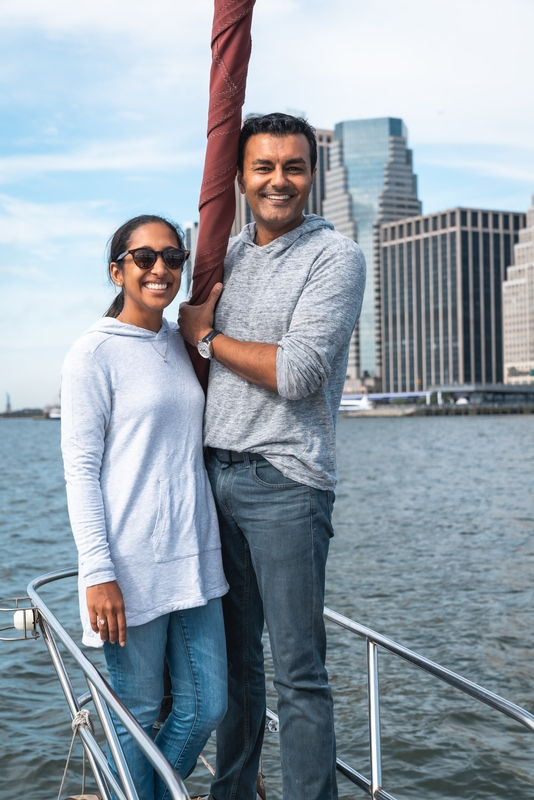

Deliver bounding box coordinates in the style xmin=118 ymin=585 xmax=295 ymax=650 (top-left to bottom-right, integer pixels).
xmin=103 ymin=599 xmax=227 ymax=800
xmin=206 ymin=452 xmax=338 ymax=800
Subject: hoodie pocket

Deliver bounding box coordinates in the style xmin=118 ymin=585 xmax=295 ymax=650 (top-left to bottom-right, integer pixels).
xmin=150 ymin=475 xmax=208 ymax=563
xmin=151 ymin=479 xmax=176 ymax=563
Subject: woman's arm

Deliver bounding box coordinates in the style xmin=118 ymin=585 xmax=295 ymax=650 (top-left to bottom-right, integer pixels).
xmin=61 ymin=345 xmax=126 ymax=645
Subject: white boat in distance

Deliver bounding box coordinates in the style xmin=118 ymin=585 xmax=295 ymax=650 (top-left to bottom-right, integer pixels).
xmin=339 ymin=395 xmax=375 ymax=412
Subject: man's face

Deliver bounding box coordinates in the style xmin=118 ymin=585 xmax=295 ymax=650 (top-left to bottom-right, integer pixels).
xmin=237 ymin=133 xmax=315 ymax=243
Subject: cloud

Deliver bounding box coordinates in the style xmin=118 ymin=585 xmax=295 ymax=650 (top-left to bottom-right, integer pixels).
xmin=0 ymin=195 xmax=113 ymax=246
xmin=417 ymin=143 xmax=534 ymax=186
xmin=0 ymin=0 xmax=211 ymax=36
xmin=244 ymin=0 xmax=534 ymax=147
xmin=0 ymin=139 xmax=205 ymax=185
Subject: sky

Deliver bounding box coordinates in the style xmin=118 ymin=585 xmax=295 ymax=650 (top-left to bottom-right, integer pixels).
xmin=1 ymin=0 xmax=533 ymax=409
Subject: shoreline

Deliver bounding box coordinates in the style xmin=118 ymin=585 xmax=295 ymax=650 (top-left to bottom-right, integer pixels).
xmin=342 ymin=404 xmax=534 ymax=417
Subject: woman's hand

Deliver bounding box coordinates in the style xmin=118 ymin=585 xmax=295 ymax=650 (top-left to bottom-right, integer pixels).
xmin=86 ymin=581 xmax=127 ymax=646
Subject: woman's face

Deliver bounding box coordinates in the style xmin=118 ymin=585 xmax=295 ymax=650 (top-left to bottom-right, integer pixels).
xmin=110 ymin=222 xmax=183 ymax=325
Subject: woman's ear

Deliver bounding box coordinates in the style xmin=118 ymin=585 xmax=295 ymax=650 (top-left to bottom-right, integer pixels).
xmin=110 ymin=263 xmax=123 ymax=287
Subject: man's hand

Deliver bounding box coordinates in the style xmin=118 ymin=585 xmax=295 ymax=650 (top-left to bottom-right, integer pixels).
xmin=87 ymin=581 xmax=127 ymax=646
xmin=179 ymin=281 xmax=278 ymax=391
xmin=179 ymin=283 xmax=223 ymax=347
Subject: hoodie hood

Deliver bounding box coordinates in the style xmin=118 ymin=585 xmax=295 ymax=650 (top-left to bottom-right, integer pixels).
xmin=84 ymin=316 xmax=175 ymax=340
xmin=238 ymin=214 xmax=335 ymax=257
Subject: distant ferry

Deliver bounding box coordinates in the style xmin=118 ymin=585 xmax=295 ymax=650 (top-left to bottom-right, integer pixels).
xmin=339 ymin=395 xmax=374 ymax=412
xmin=47 ymin=406 xmax=61 ymax=420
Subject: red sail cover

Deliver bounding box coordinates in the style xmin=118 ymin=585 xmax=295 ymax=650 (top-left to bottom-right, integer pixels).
xmin=187 ymin=0 xmax=256 ymax=389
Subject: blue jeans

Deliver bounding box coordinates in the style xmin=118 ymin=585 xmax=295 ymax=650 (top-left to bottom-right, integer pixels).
xmin=206 ymin=453 xmax=338 ymax=800
xmin=103 ymin=599 xmax=227 ymax=800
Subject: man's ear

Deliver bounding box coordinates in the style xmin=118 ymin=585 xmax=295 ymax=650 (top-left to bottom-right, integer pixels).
xmin=237 ymin=171 xmax=246 ymax=195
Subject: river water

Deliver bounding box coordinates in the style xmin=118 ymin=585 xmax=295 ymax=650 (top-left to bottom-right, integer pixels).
xmin=1 ymin=416 xmax=533 ymax=799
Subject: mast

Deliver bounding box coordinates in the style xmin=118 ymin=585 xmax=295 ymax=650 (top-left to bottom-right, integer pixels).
xmin=187 ymin=0 xmax=256 ymax=390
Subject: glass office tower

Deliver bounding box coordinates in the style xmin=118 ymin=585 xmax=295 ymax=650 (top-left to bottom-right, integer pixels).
xmin=323 ymin=118 xmax=421 ymax=385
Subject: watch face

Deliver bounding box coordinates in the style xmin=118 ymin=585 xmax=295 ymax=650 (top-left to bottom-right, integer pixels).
xmin=197 ymin=340 xmax=212 ymax=359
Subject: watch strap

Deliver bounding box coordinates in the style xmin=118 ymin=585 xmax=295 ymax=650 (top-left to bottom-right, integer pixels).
xmin=202 ymin=329 xmax=222 ymax=346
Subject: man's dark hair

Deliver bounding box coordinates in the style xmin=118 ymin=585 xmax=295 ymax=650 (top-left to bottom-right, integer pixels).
xmin=237 ymin=113 xmax=317 ymax=173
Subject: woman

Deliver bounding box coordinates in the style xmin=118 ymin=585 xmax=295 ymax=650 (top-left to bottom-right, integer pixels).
xmin=61 ymin=215 xmax=228 ymax=799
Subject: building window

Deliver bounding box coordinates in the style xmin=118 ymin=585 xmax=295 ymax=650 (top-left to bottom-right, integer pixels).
xmin=390 ymin=227 xmax=396 ymax=240
xmin=424 ymin=218 xmax=429 ymax=233
xmin=461 ymin=210 xmax=467 ymax=227
xmin=432 ymin=216 xmax=438 ymax=231
xmin=482 ymin=212 xmax=489 ymax=229
xmin=450 ymin=212 xmax=456 ymax=226
xmin=503 ymin=215 xmax=510 ymax=230
xmin=415 ymin=220 xmax=420 ymax=235
xmin=407 ymin=222 xmax=412 ymax=236
xmin=492 ymin=213 xmax=499 ymax=229
xmin=461 ymin=230 xmax=470 ymax=382
xmin=471 ymin=211 xmax=478 ymax=227
xmin=441 ymin=214 xmax=447 ymax=229
xmin=513 ymin=215 xmax=521 ymax=231
xmin=471 ymin=231 xmax=481 ymax=383
xmin=398 ymin=224 xmax=404 ymax=238
xmin=383 ymin=228 xmax=388 ymax=242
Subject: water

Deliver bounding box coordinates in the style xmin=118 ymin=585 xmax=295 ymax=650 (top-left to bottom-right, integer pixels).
xmin=1 ymin=416 xmax=533 ymax=799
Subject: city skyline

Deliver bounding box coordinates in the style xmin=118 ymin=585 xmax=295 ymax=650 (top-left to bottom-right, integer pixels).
xmin=1 ymin=0 xmax=533 ymax=408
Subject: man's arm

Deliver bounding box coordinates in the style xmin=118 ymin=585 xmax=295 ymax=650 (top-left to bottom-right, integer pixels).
xmin=178 ymin=284 xmax=278 ymax=391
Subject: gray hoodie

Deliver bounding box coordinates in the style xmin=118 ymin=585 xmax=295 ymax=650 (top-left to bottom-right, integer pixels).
xmin=61 ymin=317 xmax=228 ymax=647
xmin=204 ymin=215 xmax=366 ymax=490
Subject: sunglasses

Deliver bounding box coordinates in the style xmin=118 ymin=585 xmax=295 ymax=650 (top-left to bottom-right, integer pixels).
xmin=116 ymin=247 xmax=190 ymax=270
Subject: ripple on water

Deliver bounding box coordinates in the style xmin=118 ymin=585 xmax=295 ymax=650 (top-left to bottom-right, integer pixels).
xmin=1 ymin=416 xmax=534 ymax=799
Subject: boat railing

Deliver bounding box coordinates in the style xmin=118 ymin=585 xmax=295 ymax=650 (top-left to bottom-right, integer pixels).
xmin=316 ymin=606 xmax=534 ymax=799
xmin=13 ymin=568 xmax=190 ymax=800
xmin=3 ymin=569 xmax=534 ymax=800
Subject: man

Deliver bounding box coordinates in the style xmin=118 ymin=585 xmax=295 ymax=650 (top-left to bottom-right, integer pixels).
xmin=179 ymin=113 xmax=366 ymax=800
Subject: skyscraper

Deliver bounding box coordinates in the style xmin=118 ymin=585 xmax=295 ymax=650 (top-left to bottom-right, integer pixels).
xmin=323 ymin=118 xmax=421 ymax=385
xmin=503 ymin=194 xmax=534 ymax=385
xmin=379 ymin=207 xmax=525 ymax=392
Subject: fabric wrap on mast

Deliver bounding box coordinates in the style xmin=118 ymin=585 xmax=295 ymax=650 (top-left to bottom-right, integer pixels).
xmin=186 ymin=0 xmax=256 ymax=390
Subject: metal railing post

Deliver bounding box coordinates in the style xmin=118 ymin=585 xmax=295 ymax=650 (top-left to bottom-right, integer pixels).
xmin=367 ymin=639 xmax=382 ymax=798
xmin=38 ymin=617 xmax=112 ymax=799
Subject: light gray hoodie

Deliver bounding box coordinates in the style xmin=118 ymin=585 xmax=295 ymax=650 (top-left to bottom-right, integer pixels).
xmin=204 ymin=215 xmax=366 ymax=490
xmin=61 ymin=317 xmax=228 ymax=647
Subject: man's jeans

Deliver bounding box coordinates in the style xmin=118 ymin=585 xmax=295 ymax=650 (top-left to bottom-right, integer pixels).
xmin=104 ymin=600 xmax=227 ymax=800
xmin=206 ymin=452 xmax=338 ymax=800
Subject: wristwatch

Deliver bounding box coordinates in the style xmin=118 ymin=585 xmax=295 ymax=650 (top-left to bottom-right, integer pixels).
xmin=197 ymin=329 xmax=222 ymax=359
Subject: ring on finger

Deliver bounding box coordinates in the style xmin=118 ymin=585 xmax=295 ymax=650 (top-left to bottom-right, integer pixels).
xmin=97 ymin=618 xmax=107 ymax=627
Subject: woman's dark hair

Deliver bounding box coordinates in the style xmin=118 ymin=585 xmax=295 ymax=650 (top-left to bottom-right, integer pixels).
xmin=237 ymin=113 xmax=317 ymax=174
xmin=104 ymin=214 xmax=184 ymax=318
